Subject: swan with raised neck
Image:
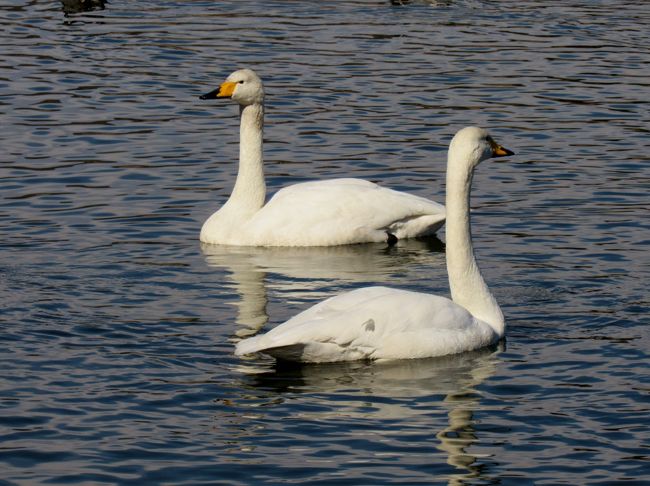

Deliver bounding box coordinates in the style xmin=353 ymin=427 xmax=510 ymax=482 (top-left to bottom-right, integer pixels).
xmin=198 ymin=68 xmax=446 ymax=247
xmin=445 ymin=126 xmax=509 ymax=336
xmin=235 ymin=126 xmax=515 ymax=362
xmin=200 ymin=69 xmax=266 ymax=235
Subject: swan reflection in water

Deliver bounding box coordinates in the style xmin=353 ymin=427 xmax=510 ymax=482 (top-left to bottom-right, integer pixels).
xmin=200 ymin=237 xmax=444 ymax=338
xmin=232 ymin=344 xmax=503 ymax=485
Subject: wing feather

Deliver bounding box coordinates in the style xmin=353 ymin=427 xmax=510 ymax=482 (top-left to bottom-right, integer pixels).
xmin=235 ymin=286 xmax=496 ymax=362
xmin=245 ymin=179 xmax=445 ymax=245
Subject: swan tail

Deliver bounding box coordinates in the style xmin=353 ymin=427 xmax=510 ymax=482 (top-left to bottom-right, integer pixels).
xmin=235 ymin=335 xmax=267 ymax=357
xmin=236 ymin=336 xmax=372 ymax=363
xmin=235 ymin=335 xmax=308 ymax=361
xmin=252 ymin=344 xmax=310 ymax=362
xmin=388 ymin=212 xmax=446 ymax=239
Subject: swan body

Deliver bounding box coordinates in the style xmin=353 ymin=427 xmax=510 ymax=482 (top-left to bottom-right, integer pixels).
xmin=235 ymin=126 xmax=515 ymax=362
xmin=199 ymin=68 xmax=445 ymax=246
xmin=204 ymin=177 xmax=445 ymax=246
xmin=235 ymin=286 xmax=498 ymax=362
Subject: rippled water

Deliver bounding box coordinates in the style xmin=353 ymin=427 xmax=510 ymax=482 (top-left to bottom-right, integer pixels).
xmin=1 ymin=1 xmax=648 ymax=484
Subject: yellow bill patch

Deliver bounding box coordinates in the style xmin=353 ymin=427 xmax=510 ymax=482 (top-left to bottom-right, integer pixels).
xmin=489 ymin=138 xmax=514 ymax=157
xmin=217 ymin=81 xmax=237 ymax=98
xmin=493 ymin=145 xmax=510 ymax=156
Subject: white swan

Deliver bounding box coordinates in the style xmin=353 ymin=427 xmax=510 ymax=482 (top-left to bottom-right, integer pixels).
xmin=235 ymin=126 xmax=515 ymax=362
xmin=199 ymin=68 xmax=446 ymax=246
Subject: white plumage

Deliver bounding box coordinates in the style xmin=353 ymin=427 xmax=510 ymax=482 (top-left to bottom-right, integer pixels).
xmin=235 ymin=286 xmax=497 ymax=362
xmin=199 ymin=69 xmax=445 ymax=246
xmin=236 ymin=126 xmax=515 ymax=363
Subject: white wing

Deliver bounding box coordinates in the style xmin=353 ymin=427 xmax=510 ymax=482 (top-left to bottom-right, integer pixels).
xmin=244 ymin=179 xmax=445 ymax=246
xmin=235 ymin=286 xmax=499 ymax=363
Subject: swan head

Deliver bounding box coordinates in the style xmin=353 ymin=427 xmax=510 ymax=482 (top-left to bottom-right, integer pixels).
xmin=449 ymin=127 xmax=514 ymax=169
xmin=200 ymin=68 xmax=264 ymax=106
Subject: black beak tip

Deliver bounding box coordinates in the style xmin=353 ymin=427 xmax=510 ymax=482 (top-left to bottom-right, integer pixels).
xmin=199 ymin=88 xmax=220 ymax=100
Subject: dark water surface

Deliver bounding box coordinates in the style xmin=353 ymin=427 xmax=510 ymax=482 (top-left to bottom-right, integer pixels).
xmin=1 ymin=1 xmax=649 ymax=484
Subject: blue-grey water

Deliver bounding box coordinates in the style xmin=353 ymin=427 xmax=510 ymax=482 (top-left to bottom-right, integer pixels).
xmin=1 ymin=1 xmax=649 ymax=484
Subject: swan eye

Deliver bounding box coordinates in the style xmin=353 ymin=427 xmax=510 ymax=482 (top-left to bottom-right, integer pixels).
xmin=238 ymin=80 xmax=245 ymax=84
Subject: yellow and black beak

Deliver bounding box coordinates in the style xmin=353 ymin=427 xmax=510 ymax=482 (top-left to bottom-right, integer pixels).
xmin=489 ymin=138 xmax=515 ymax=158
xmin=199 ymin=80 xmax=237 ymax=100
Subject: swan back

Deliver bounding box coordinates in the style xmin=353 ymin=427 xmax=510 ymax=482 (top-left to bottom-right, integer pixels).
xmin=235 ymin=287 xmax=499 ymax=362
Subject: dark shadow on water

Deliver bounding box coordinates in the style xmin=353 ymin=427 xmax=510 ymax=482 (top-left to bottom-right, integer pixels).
xmin=390 ymin=0 xmax=454 ymax=6
xmin=61 ymin=0 xmax=106 ymax=15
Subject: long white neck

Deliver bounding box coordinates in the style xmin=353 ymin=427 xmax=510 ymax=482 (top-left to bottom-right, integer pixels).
xmin=223 ymin=103 xmax=266 ymax=216
xmin=445 ymin=152 xmax=505 ymax=336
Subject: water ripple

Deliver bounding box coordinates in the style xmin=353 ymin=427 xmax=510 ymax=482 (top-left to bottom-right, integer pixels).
xmin=1 ymin=1 xmax=648 ymax=484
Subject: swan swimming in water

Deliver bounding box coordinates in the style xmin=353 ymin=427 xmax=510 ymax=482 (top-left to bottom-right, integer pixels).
xmin=235 ymin=126 xmax=515 ymax=362
xmin=199 ymin=68 xmax=446 ymax=246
